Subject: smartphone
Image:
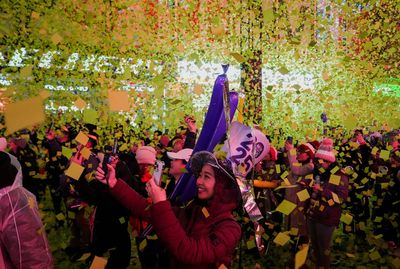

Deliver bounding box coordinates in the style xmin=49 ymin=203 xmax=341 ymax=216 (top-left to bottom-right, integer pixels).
xmin=287 ymin=136 xmax=293 ymax=144
xmin=153 ymin=160 xmax=164 ymax=186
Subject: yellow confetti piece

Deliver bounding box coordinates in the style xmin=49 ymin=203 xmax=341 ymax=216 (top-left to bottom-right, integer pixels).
xmin=75 ymin=131 xmax=89 ymax=146
xmin=296 ymin=189 xmax=310 ymax=202
xmin=340 ymin=213 xmax=353 ymax=225
xmin=329 ymin=174 xmax=341 ymax=185
xmin=380 ymin=150 xmax=390 ymax=160
xmin=68 ymin=211 xmax=76 ymax=219
xmin=202 ymin=207 xmax=210 ymax=218
xmin=246 ymin=239 xmax=256 ymax=249
xmin=280 ymin=171 xmax=289 ymax=180
xmin=369 ymin=250 xmax=381 ymax=261
xmin=230 ymin=52 xmax=246 ymax=63
xmin=331 ymin=192 xmax=340 ymax=204
xmin=77 ymin=253 xmax=91 ymax=261
xmin=119 ymin=217 xmax=125 ymax=224
xmin=330 ymin=166 xmax=339 ymax=174
xmin=62 ymin=146 xmax=73 ymax=159
xmin=273 ymin=232 xmax=290 ymax=246
xmin=290 ymin=228 xmax=298 ymax=236
xmin=275 ymin=199 xmax=297 ymax=215
xmin=295 ymin=244 xmax=309 ymax=269
xmin=139 ymin=239 xmax=147 ymax=252
xmin=391 ymin=258 xmax=400 ymax=269
xmin=371 ymin=147 xmax=379 ymax=155
xmin=346 ymin=253 xmax=356 ymax=258
xmin=328 ymin=199 xmax=335 ymax=206
xmin=65 ymin=162 xmax=85 ymax=180
xmin=56 ymin=213 xmax=65 ymax=221
xmin=146 ymin=234 xmax=158 ymax=240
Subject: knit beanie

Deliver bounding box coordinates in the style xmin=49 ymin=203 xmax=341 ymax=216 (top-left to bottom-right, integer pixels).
xmin=0 ymin=137 xmax=7 ymax=151
xmin=136 ymin=146 xmax=156 ymax=165
xmin=297 ymin=143 xmax=316 ymax=159
xmin=315 ymin=138 xmax=336 ymax=162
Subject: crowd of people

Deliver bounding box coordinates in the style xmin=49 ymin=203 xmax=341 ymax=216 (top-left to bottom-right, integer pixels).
xmin=0 ymin=115 xmax=399 ymax=269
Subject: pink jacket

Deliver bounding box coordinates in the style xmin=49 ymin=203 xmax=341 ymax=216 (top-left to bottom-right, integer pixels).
xmin=0 ymin=153 xmax=53 ymax=269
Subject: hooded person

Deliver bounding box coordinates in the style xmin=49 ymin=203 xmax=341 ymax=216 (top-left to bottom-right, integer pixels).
xmin=307 ymin=138 xmax=349 ymax=269
xmin=95 ymin=150 xmax=242 ymax=269
xmin=0 ymin=151 xmax=53 ymax=268
xmin=283 ymin=140 xmax=316 ymax=263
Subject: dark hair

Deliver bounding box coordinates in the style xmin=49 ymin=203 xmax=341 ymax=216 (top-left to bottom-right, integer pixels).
xmin=0 ymin=152 xmax=18 ymax=189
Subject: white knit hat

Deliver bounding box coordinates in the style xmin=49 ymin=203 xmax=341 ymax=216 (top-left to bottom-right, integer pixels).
xmin=135 ymin=146 xmax=156 ymax=165
xmin=315 ymin=138 xmax=336 ymax=163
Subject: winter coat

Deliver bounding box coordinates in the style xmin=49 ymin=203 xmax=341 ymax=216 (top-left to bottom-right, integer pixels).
xmin=111 ymin=179 xmax=241 ymax=269
xmin=0 ymin=152 xmax=53 ymax=269
xmin=308 ymin=164 xmax=349 ymax=227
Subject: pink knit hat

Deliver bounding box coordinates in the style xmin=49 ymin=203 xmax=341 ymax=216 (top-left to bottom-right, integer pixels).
xmin=0 ymin=137 xmax=7 ymax=151
xmin=136 ymin=146 xmax=156 ymax=165
xmin=315 ymin=138 xmax=336 ymax=162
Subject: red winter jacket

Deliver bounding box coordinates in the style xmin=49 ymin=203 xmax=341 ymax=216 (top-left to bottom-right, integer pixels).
xmin=111 ymin=179 xmax=241 ymax=269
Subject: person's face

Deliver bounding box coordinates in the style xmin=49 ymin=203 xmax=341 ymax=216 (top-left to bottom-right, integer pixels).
xmin=139 ymin=163 xmax=153 ymax=176
xmin=297 ymin=151 xmax=309 ymax=162
xmin=196 ymin=164 xmax=216 ymax=200
xmin=169 ymin=159 xmax=186 ymax=177
xmin=173 ymin=140 xmax=184 ymax=152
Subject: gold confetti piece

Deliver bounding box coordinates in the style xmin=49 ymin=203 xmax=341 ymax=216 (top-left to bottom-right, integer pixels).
xmin=296 ymin=189 xmax=310 ymax=202
xmin=89 ymin=256 xmax=108 ymax=269
xmin=74 ymin=98 xmax=86 ymax=110
xmin=369 ymin=250 xmax=381 ymax=261
xmin=65 ymin=162 xmax=85 ymax=180
xmin=51 ymin=33 xmax=63 ymax=44
xmin=230 ymin=52 xmax=246 ymax=63
xmin=4 ymin=96 xmax=45 ymax=135
xmin=202 ymin=207 xmax=210 ymax=218
xmin=331 ymin=192 xmax=340 ymax=204
xmin=28 ymin=197 xmax=36 ymax=209
xmin=218 ymin=264 xmax=228 ymax=269
xmin=273 ymin=232 xmax=290 ymax=246
xmin=108 ymin=90 xmax=130 ymax=112
xmin=77 ymin=253 xmax=91 ymax=261
xmin=139 ymin=239 xmax=147 ymax=252
xmin=295 ymin=244 xmax=309 ymax=269
xmin=75 ymin=131 xmax=89 ymax=146
xmin=80 ymin=147 xmax=91 ymax=160
xmin=329 ymin=174 xmax=341 ymax=185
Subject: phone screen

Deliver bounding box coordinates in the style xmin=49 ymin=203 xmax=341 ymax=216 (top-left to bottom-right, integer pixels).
xmin=153 ymin=160 xmax=164 ymax=186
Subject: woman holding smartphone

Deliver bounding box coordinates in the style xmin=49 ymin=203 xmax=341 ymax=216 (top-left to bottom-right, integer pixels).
xmin=95 ymin=151 xmax=242 ymax=269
